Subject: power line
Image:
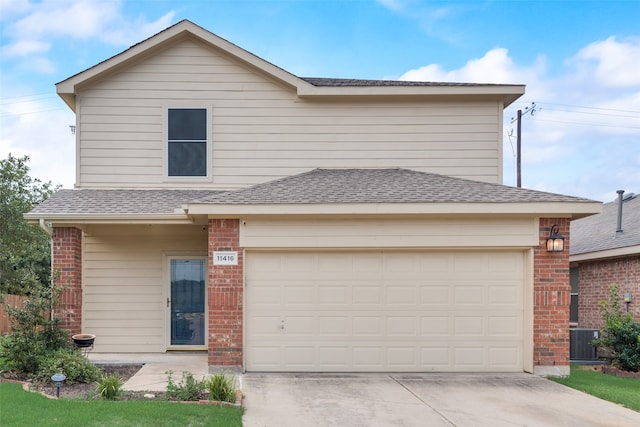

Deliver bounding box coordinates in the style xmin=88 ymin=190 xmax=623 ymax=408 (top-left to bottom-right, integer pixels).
xmin=540 ymin=107 xmax=640 ymax=119
xmin=534 ymin=102 xmax=640 ymax=115
xmin=530 ymin=117 xmax=640 ymax=130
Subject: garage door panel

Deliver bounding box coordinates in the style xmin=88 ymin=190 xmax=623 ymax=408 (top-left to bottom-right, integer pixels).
xmin=353 ymin=285 xmax=383 ymax=305
xmin=353 ymin=317 xmax=382 ymax=335
xmin=488 ymin=285 xmax=520 ymax=304
xmin=386 ymin=286 xmax=417 ymax=305
xmin=454 ymin=286 xmax=485 ymax=305
xmin=246 ymin=250 xmax=524 ymax=372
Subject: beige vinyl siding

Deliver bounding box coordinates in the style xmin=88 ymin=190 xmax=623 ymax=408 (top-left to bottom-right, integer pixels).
xmin=82 ymin=224 xmax=207 ymax=352
xmin=240 ymin=217 xmax=539 ymax=248
xmin=76 ymin=37 xmax=504 ymax=189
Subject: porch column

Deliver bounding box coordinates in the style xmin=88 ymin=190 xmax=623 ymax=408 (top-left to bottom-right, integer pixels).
xmin=52 ymin=227 xmax=83 ymax=335
xmin=207 ymin=219 xmax=243 ymax=369
xmin=533 ymin=218 xmax=571 ymax=376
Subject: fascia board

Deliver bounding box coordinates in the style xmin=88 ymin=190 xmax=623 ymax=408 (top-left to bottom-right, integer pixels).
xmin=296 ymin=84 xmax=526 ymax=106
xmin=24 ymin=213 xmax=193 ymax=225
xmin=570 ymin=245 xmax=640 ymax=262
xmin=184 ymin=201 xmax=601 ymax=217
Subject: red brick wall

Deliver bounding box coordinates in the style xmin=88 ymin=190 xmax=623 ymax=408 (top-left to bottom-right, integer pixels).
xmin=207 ymin=219 xmax=243 ymax=368
xmin=533 ymin=218 xmax=571 ymax=370
xmin=52 ymin=227 xmax=82 ymax=335
xmin=578 ymin=255 xmax=640 ymax=329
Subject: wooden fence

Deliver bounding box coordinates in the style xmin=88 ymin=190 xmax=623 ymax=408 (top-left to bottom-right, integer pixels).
xmin=0 ymin=294 xmax=27 ymax=335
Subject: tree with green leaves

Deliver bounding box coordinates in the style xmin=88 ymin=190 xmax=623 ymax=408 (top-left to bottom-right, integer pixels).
xmin=0 ymin=154 xmax=59 ymax=295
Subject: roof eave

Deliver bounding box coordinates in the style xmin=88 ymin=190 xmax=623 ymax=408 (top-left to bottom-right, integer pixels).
xmin=24 ymin=212 xmax=194 ymax=225
xmin=184 ymin=201 xmax=601 ymax=217
xmin=571 ymin=244 xmax=640 ymax=262
xmin=296 ymin=84 xmax=526 ymax=106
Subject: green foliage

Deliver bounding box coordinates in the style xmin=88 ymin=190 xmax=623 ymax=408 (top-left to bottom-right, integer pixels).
xmin=0 ymin=382 xmax=244 ymax=427
xmin=593 ymin=284 xmax=640 ymax=372
xmin=550 ymin=364 xmax=640 ymax=412
xmin=36 ymin=348 xmax=101 ymax=384
xmin=96 ymin=372 xmax=124 ymax=400
xmin=165 ymin=370 xmax=206 ymax=401
xmin=0 ymin=154 xmax=59 ymax=295
xmin=206 ymin=372 xmax=237 ymax=403
xmin=0 ymin=282 xmax=71 ymax=374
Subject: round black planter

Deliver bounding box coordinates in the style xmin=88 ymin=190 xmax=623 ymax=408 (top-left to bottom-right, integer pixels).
xmin=71 ymin=333 xmax=96 ymax=348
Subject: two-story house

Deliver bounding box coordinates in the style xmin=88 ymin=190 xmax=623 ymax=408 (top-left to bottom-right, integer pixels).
xmin=26 ymin=20 xmax=600 ymax=376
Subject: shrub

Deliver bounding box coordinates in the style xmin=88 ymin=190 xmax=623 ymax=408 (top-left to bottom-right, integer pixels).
xmin=96 ymin=373 xmax=124 ymax=400
xmin=0 ymin=287 xmax=71 ymax=375
xmin=165 ymin=370 xmax=205 ymax=401
xmin=593 ymin=284 xmax=640 ymax=372
xmin=36 ymin=348 xmax=101 ymax=384
xmin=206 ymin=372 xmax=237 ymax=403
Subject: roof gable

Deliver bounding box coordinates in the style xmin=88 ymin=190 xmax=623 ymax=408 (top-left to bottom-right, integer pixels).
xmin=56 ymin=20 xmax=306 ymax=110
xmin=56 ymin=20 xmax=524 ymax=111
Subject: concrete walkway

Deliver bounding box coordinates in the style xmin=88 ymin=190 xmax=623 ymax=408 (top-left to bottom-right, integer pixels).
xmin=89 ymin=352 xmax=210 ymax=392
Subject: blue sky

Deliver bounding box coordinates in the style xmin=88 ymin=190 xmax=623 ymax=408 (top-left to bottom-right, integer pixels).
xmin=1 ymin=0 xmax=639 ymax=202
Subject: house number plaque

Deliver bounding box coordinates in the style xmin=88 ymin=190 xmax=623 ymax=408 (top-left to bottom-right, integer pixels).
xmin=213 ymin=251 xmax=238 ymax=265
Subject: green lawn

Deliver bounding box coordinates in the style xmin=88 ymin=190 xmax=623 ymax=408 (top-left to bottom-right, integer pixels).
xmin=550 ymin=364 xmax=640 ymax=412
xmin=0 ymin=382 xmax=243 ymax=426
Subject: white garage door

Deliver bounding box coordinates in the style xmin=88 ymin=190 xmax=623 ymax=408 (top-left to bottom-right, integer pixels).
xmin=245 ymin=250 xmax=524 ymax=372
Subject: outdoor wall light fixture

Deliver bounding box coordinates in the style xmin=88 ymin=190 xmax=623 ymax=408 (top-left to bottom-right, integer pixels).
xmin=51 ymin=373 xmax=66 ymax=398
xmin=546 ymin=224 xmax=565 ymax=252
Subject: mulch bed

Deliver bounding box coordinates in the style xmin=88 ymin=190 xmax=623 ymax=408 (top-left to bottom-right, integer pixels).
xmin=1 ymin=364 xmax=160 ymax=400
xmin=2 ymin=365 xmax=244 ymax=406
xmin=579 ymin=364 xmax=640 ymax=379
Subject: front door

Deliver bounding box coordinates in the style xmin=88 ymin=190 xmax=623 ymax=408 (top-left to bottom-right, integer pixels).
xmin=169 ymin=258 xmax=206 ymax=347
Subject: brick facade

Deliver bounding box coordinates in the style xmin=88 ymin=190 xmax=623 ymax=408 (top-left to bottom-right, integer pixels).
xmin=52 ymin=227 xmax=83 ymax=335
xmin=533 ymin=218 xmax=571 ymax=374
xmin=577 ymin=255 xmax=640 ymax=329
xmin=207 ymin=219 xmax=243 ymax=368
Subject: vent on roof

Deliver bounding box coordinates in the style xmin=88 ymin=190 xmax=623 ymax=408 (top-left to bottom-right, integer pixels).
xmin=616 ymin=190 xmax=624 ymax=233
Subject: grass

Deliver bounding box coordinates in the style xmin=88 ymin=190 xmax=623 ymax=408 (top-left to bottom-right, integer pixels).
xmin=0 ymin=382 xmax=243 ymax=426
xmin=550 ymin=364 xmax=640 ymax=412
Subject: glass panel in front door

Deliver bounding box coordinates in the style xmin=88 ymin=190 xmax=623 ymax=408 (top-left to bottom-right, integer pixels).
xmin=170 ymin=259 xmax=205 ymax=346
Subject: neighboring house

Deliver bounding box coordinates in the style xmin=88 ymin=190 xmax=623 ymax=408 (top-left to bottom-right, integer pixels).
xmin=25 ymin=20 xmax=600 ymax=376
xmin=570 ymin=191 xmax=640 ymax=329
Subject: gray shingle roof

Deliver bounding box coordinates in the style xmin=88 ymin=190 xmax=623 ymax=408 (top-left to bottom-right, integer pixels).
xmin=191 ymin=168 xmax=596 ymax=205
xmin=27 ymin=189 xmax=222 ymax=215
xmin=301 ymin=78 xmax=493 ymax=87
xmin=571 ymin=192 xmax=640 ymax=255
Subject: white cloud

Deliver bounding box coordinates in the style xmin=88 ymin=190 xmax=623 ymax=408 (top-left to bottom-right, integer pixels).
xmin=1 ymin=39 xmax=50 ymax=57
xmin=399 ymin=48 xmax=546 ymax=85
xmin=1 ymin=0 xmax=176 ymax=70
xmin=0 ymin=104 xmax=76 ymax=188
xmin=397 ymin=38 xmax=640 ymax=199
xmin=375 ymin=0 xmax=406 ymax=12
xmin=101 ymin=12 xmax=177 ymax=46
xmin=572 ymin=36 xmax=640 ymax=87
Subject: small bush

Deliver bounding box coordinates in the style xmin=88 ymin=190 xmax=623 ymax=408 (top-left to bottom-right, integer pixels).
xmin=165 ymin=370 xmax=205 ymax=401
xmin=593 ymin=284 xmax=640 ymax=372
xmin=206 ymin=372 xmax=237 ymax=403
xmin=36 ymin=348 xmax=101 ymax=384
xmin=96 ymin=373 xmax=124 ymax=400
xmin=0 ymin=280 xmax=71 ymax=375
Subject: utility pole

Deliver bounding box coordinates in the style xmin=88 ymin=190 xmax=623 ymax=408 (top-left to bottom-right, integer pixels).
xmin=511 ymin=102 xmax=536 ymax=188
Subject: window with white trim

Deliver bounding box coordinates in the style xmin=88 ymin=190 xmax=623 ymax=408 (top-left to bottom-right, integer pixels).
xmin=168 ymin=108 xmax=207 ymax=177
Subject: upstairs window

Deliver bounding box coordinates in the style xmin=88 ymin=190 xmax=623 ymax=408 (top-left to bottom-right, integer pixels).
xmin=168 ymin=108 xmax=207 ymax=177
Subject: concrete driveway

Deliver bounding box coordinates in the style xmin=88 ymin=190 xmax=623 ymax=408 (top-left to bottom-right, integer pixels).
xmin=241 ymin=373 xmax=640 ymax=427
